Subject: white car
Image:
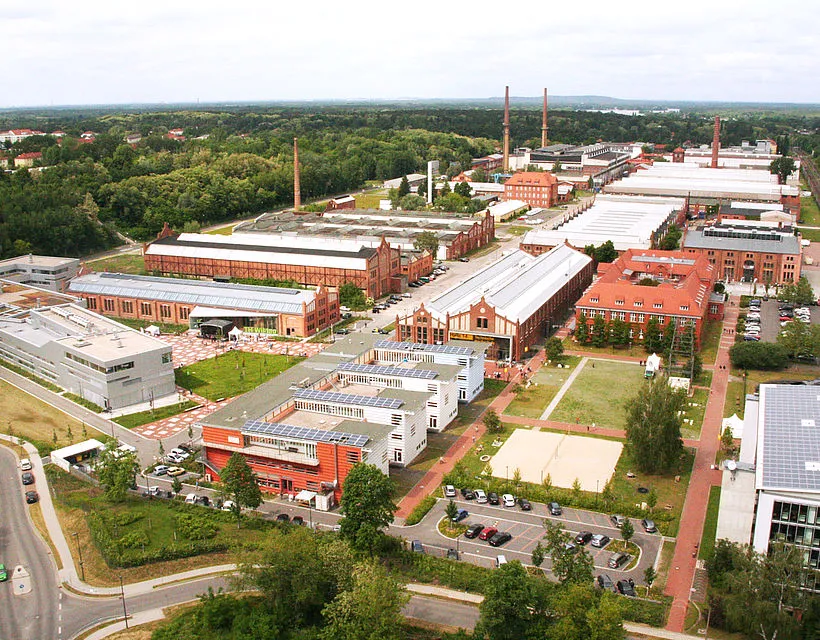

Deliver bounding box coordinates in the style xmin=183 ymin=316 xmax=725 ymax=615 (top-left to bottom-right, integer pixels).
xmin=502 ymin=494 xmax=516 ymax=507
xmin=443 ymin=485 xmax=456 ymax=498
xmin=20 ymin=458 xmax=32 ymax=471
xmin=170 ymin=448 xmax=190 ymax=461
xmin=166 ymin=453 xmax=185 ymax=464
xmin=474 ymin=489 xmax=487 ymax=503
xmin=221 ymin=500 xmax=237 ymax=512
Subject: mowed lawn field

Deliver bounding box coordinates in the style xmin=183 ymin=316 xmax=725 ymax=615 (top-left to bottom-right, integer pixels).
xmin=86 ymin=253 xmax=146 ymax=275
xmin=550 ymin=359 xmax=646 ymax=430
xmin=504 ymin=357 xmax=580 ymax=419
xmin=174 ymin=350 xmax=303 ymax=401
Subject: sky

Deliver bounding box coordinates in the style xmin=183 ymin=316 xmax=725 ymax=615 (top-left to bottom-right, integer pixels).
xmin=2 ymin=0 xmax=818 ymax=108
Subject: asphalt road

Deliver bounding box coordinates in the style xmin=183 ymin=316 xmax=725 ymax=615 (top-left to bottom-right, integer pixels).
xmin=0 ymin=446 xmax=59 ymax=640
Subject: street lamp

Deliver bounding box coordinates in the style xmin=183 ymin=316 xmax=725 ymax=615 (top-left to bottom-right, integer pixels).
xmin=119 ymin=575 xmax=128 ymax=629
xmin=72 ymin=532 xmax=85 ymax=581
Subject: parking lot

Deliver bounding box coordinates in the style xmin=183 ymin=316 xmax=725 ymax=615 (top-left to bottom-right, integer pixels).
xmin=744 ymin=299 xmax=818 ymax=343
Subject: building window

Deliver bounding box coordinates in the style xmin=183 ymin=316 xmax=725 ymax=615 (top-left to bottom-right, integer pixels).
xmin=86 ymin=298 xmax=97 ymax=310
xmin=160 ymin=304 xmax=171 ymax=319
xmin=476 ymin=317 xmax=488 ymax=329
xmin=162 ymin=352 xmax=172 ymax=364
xmin=653 ymin=303 xmax=663 ymax=309
xmin=179 ymin=307 xmax=189 ymax=320
xmin=140 ymin=302 xmax=152 ymax=315
xmin=103 ymin=298 xmax=115 ymax=312
xmin=121 ymin=300 xmax=133 ymax=314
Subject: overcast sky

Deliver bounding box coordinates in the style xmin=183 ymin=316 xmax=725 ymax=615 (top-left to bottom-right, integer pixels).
xmin=3 ymin=0 xmax=817 ymax=107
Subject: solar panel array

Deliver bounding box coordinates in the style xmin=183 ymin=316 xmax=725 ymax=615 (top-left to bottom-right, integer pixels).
xmin=293 ymin=387 xmax=403 ymax=410
xmin=375 ymin=340 xmax=472 ymax=356
xmin=242 ymin=419 xmax=370 ymax=448
xmin=337 ymin=361 xmax=438 ymax=380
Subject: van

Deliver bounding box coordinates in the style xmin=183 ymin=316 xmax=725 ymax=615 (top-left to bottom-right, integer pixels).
xmin=185 ymin=493 xmax=199 ymax=504
xmin=20 ymin=459 xmax=32 ymax=471
xmin=495 ymin=555 xmax=507 ymax=568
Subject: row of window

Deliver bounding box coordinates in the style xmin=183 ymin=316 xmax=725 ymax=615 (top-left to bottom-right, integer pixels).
xmin=65 ymin=352 xmax=135 ymax=374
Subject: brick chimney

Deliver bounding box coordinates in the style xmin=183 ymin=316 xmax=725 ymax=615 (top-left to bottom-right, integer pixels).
xmin=293 ymin=137 xmax=301 ymax=211
xmin=710 ymin=116 xmax=720 ymax=169
xmin=541 ymin=88 xmax=548 ymax=148
xmin=502 ymin=85 xmax=510 ymax=172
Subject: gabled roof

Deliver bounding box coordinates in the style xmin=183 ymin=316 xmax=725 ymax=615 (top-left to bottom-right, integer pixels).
xmin=504 ymin=172 xmax=557 ymax=187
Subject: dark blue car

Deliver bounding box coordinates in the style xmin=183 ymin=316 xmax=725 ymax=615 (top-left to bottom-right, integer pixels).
xmin=452 ymin=509 xmax=469 ymax=523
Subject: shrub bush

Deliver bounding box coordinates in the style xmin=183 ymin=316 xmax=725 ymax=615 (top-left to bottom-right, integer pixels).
xmin=729 ymin=342 xmax=788 ymax=370
xmin=404 ymin=495 xmax=436 ymax=525
xmin=176 ymin=513 xmax=217 ymax=540
xmin=118 ymin=530 xmax=150 ymax=549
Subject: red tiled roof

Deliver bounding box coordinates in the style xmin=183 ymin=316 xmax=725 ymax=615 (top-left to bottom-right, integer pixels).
xmin=16 ymin=152 xmax=42 ymax=159
xmin=504 ymin=171 xmax=557 ymax=187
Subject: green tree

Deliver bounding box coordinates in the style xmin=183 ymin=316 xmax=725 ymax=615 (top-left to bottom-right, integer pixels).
xmin=472 ymin=168 xmax=488 ymax=182
xmin=544 ymin=337 xmax=564 ymax=361
xmin=729 ymin=342 xmax=788 ymax=370
xmin=646 ymin=488 xmax=658 ymax=512
xmin=413 ymin=231 xmax=439 ymax=257
xmin=659 ymin=224 xmax=682 ymax=250
xmin=721 ymin=425 xmax=735 ymax=453
xmin=531 ymin=541 xmax=546 ymax=568
xmin=769 ymin=156 xmax=796 ymax=184
xmin=686 ymin=352 xmax=703 ymax=380
xmin=339 ymin=281 xmax=367 ymax=310
xmin=476 ymin=561 xmax=539 ymax=640
xmin=620 ymin=519 xmax=634 ymax=545
xmin=453 ymin=181 xmax=473 ymax=199
xmin=644 ymin=566 xmax=657 ymax=591
xmin=320 ymin=561 xmax=407 ymax=640
xmin=397 ymin=175 xmax=411 ymax=199
xmin=661 ymin=320 xmax=676 ymax=353
xmin=610 ymin=319 xmax=630 ymax=347
xmin=544 ymin=521 xmax=595 ymax=585
xmin=624 ymin=380 xmax=685 ymax=474
xmin=398 ymin=193 xmax=426 ymax=210
xmin=483 ymin=408 xmax=502 ymax=433
xmin=643 ymin=316 xmax=662 ymax=353
xmin=595 ymin=240 xmax=617 ymax=263
xmin=220 ymin=453 xmax=263 ymax=524
xmin=445 ymin=499 xmax=459 ymax=523
xmin=171 ymin=476 xmax=183 ymax=494
xmin=591 ymin=315 xmax=608 ymax=347
xmin=794 ymin=275 xmax=815 ymax=306
xmin=95 ymin=440 xmax=139 ymax=502
xmin=576 ymin=313 xmax=589 ymax=345
xmin=339 ymin=463 xmax=397 ymax=554
xmin=181 ymin=220 xmax=201 ymax=233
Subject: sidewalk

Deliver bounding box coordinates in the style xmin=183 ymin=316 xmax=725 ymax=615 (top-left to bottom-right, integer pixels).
xmin=663 ymin=297 xmax=738 ymax=632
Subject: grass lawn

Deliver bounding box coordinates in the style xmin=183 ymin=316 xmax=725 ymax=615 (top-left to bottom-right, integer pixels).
xmin=462 ymin=239 xmax=502 ymax=260
xmin=504 ymin=357 xmax=580 ymax=419
xmin=390 ymin=378 xmax=507 ymax=499
xmin=86 ymin=253 xmax=147 ymax=275
xmin=653 ymin=539 xmax=676 ymax=593
xmin=204 ymin=225 xmax=234 ymax=235
xmin=0 ymin=379 xmax=92 ymax=454
xmin=114 ymin=400 xmax=200 ymax=429
xmin=505 ymin=225 xmax=530 ymax=236
xmin=563 ymin=337 xmax=646 ymax=359
xmin=798 ymin=227 xmax=820 ymax=242
xmin=46 ymin=468 xmax=277 ymax=587
xmin=355 ymin=190 xmax=388 ymax=209
xmin=550 ymin=360 xmax=646 ymax=430
xmin=724 ymin=365 xmax=820 ymax=418
xmin=699 ymin=486 xmax=722 ymax=560
xmin=115 ymin=317 xmax=189 ymax=334
xmin=693 ymin=369 xmax=713 ymax=388
xmin=681 ymin=388 xmax=709 ymax=440
xmin=174 ymin=351 xmax=302 ymax=401
xmin=800 ymin=183 xmax=820 ymax=225
xmin=699 ymin=319 xmax=722 ymax=366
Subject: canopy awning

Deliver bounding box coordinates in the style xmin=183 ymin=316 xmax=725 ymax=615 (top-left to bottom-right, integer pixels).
xmin=144 ymin=325 xmax=160 ymax=336
xmin=294 ymin=490 xmax=317 ymax=502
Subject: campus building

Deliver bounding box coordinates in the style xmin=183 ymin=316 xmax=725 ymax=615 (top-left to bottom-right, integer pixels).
xmin=510 ymin=143 xmax=638 ymax=186
xmin=143 ymin=231 xmax=401 ymax=299
xmin=575 ymin=249 xmax=721 ymax=348
xmin=520 ymin=195 xmax=686 ymax=254
xmin=0 ymin=290 xmax=175 ymax=410
xmin=716 ymin=384 xmax=820 ymax=591
xmin=199 ymin=333 xmax=485 ymax=504
xmin=0 ymin=254 xmax=80 ymax=292
xmin=396 ymin=245 xmax=594 ymax=361
xmin=681 ymin=222 xmax=802 ymax=285
xmin=68 ymin=272 xmax=339 ymax=338
xmin=503 ymin=171 xmax=559 ymax=208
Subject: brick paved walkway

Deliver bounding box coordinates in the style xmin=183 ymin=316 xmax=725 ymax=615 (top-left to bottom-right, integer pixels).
xmin=663 ymin=297 xmax=738 ymax=632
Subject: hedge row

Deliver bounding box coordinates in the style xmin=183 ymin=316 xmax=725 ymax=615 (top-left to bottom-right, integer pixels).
xmin=404 ymin=496 xmax=436 ymax=525
xmin=0 ymin=357 xmax=63 ymax=392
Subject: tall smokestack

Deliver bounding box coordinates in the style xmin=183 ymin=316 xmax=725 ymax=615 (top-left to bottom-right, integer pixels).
xmin=502 ymin=85 xmax=510 ymax=172
xmin=541 ymin=88 xmax=548 ymax=148
xmin=293 ymin=137 xmax=301 ymax=210
xmin=711 ymin=116 xmax=720 ymax=169
xmin=426 ymin=161 xmax=433 ymax=204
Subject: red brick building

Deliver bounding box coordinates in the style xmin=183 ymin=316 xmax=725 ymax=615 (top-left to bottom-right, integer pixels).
xmin=575 ymin=249 xmax=721 ymax=348
xmin=503 ymin=172 xmax=558 ymax=208
xmin=143 ymin=232 xmax=402 ymax=299
xmin=325 ymin=195 xmax=356 ymax=211
xmin=401 ymin=251 xmax=433 ymax=285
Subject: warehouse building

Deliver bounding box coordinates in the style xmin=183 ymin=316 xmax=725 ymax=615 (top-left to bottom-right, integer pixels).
xmin=575 ymin=249 xmax=721 ymax=348
xmin=396 ymin=245 xmax=594 ymax=361
xmin=199 ymin=333 xmax=485 ymax=504
xmin=510 ymin=143 xmax=638 ymax=185
xmin=233 ymin=209 xmax=494 ymax=261
xmin=520 ymin=195 xmax=685 ymax=254
xmin=0 ymin=296 xmax=175 ymax=410
xmin=682 ymin=223 xmax=801 ymax=285
xmin=69 ymin=272 xmax=339 ymax=338
xmin=143 ymin=232 xmax=400 ymax=299
xmin=0 ymin=254 xmax=80 ymax=292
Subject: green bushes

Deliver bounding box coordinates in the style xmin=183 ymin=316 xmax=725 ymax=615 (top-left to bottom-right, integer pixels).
xmin=119 ymin=530 xmax=150 ymax=549
xmin=0 ymin=358 xmax=63 ymax=392
xmin=386 ymin=548 xmax=490 ymax=594
xmin=729 ymin=341 xmax=788 ymax=370
xmin=619 ymin=596 xmax=669 ymax=626
xmin=63 ymin=393 xmax=105 ymax=412
xmin=176 ymin=513 xmax=217 ymax=540
xmin=404 ymin=496 xmax=436 ymax=525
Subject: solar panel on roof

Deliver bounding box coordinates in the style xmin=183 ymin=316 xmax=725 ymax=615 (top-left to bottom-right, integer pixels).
xmin=337 ymin=362 xmax=438 ymax=380
xmin=241 ymin=420 xmax=370 ymax=448
xmin=374 ymin=340 xmax=472 ymax=356
xmin=293 ymin=388 xmax=403 ymax=410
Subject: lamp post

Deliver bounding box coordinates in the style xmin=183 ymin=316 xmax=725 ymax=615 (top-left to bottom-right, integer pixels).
xmin=308 ymin=500 xmax=313 ymax=530
xmin=119 ymin=575 xmax=128 ymax=628
xmin=72 ymin=532 xmax=85 ymax=581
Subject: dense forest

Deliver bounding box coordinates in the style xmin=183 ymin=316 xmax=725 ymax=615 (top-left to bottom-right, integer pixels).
xmin=0 ymin=105 xmax=817 ymax=259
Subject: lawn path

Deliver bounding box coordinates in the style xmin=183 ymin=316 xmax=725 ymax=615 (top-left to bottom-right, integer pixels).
xmin=538 ymin=357 xmax=588 ymax=420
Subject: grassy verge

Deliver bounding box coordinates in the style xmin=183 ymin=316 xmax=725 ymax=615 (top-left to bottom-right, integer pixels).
xmin=725 ymin=365 xmax=820 ymax=418
xmin=800 ymin=185 xmax=820 ymax=225
xmin=0 ymin=357 xmax=63 ymax=392
xmin=653 ymin=539 xmax=676 ymax=593
xmin=699 ymin=486 xmax=722 ymax=560
xmin=798 ymin=227 xmax=820 ymax=242
xmin=354 ymin=190 xmax=388 ymax=209
xmin=29 ymin=502 xmax=63 ymax=570
xmin=505 ymin=225 xmax=530 ymax=236
xmin=681 ymin=388 xmax=709 ymax=440
xmin=503 ymin=357 xmax=580 ymax=419
xmin=437 ymin=518 xmax=468 ymax=539
xmin=174 ymin=351 xmax=302 ymax=401
xmin=205 ymin=225 xmax=234 ymax=235
xmin=308 ymin=315 xmax=370 ymax=343
xmin=114 ymin=317 xmax=189 ymax=334
xmin=114 ymin=400 xmax=200 ymax=429
xmin=462 ymin=238 xmax=502 ymax=260
xmin=87 ymin=253 xmax=147 ymax=275
xmin=63 ymin=393 xmax=105 ymax=413
xmin=699 ymin=319 xmax=722 ymax=366
xmin=404 ymin=496 xmax=436 ymax=525
xmin=562 ymin=337 xmax=646 ymax=359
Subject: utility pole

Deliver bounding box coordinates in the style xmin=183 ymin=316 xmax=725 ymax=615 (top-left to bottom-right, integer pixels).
xmin=72 ymin=532 xmax=85 ymax=582
xmin=119 ymin=575 xmax=128 ymax=629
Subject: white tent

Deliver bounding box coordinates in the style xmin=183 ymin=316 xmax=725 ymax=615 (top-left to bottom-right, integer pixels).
xmin=228 ymin=326 xmax=244 ymax=341
xmin=144 ymin=325 xmax=160 ymax=336
xmin=722 ymin=413 xmax=744 ymax=441
xmin=645 ymin=353 xmax=661 ymax=377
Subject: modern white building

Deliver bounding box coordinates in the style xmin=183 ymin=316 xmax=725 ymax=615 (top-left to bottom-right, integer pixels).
xmin=0 ymin=255 xmax=80 ymax=291
xmin=520 ymin=195 xmax=685 ymax=253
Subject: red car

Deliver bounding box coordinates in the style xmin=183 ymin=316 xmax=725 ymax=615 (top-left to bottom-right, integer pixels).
xmin=478 ymin=527 xmax=498 ymax=541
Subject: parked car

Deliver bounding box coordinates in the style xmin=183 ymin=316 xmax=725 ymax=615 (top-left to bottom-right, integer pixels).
xmin=478 ymin=527 xmax=498 ymax=541
xmin=408 ymin=282 xmax=420 ymax=288
xmin=185 ymin=493 xmax=200 ymax=504
xmin=276 ymin=513 xmax=291 ymax=522
xmin=460 ymin=488 xmax=475 ymax=500
xmin=591 ymin=534 xmax=611 ymax=548
xmin=154 ymin=465 xmax=169 ymax=476
xmin=610 ymin=514 xmax=626 ymax=527
xmin=167 ymin=466 xmax=185 ymax=477
xmin=196 ymin=496 xmax=210 ymax=506
xmin=292 ymin=516 xmax=305 ymax=526
xmin=616 ymin=578 xmax=637 ymax=597
xmin=443 ymin=484 xmax=456 ymax=498
xmin=502 ymin=494 xmax=515 ymax=507
xmin=488 ymin=532 xmax=512 ymax=547
xmin=575 ymin=531 xmax=593 ymax=545
xmin=464 ymin=523 xmax=484 ymax=539
xmin=488 ymin=492 xmax=500 ymax=505
xmin=221 ymin=500 xmax=237 ymax=512
xmin=447 ymin=548 xmax=460 ymax=560
xmin=411 ymin=540 xmax=425 ymax=553
xmin=166 ymin=453 xmax=185 ymax=464
xmin=518 ymin=498 xmax=532 ymax=511
xmin=563 ymin=541 xmax=577 ymax=552
xmin=171 ymin=448 xmax=189 ymax=459
xmin=20 ymin=458 xmax=31 ymax=471
xmin=25 ymin=490 xmax=39 ymax=504
xmin=401 ymin=293 xmax=412 ymax=298
xmin=459 ymin=257 xmax=470 ymax=263
xmin=0 ymin=564 xmax=6 ymax=582
xmin=474 ymin=489 xmax=487 ymax=503
xmin=21 ymin=472 xmax=34 ymax=486
xmin=744 ymin=334 xmax=761 ymax=341
xmin=548 ymin=501 xmax=562 ymax=516
xmin=641 ymin=518 xmax=657 ymax=533
xmin=597 ymin=574 xmax=614 ymax=590
xmin=608 ymin=552 xmax=631 ymax=569
xmin=452 ymin=509 xmax=469 ymax=523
